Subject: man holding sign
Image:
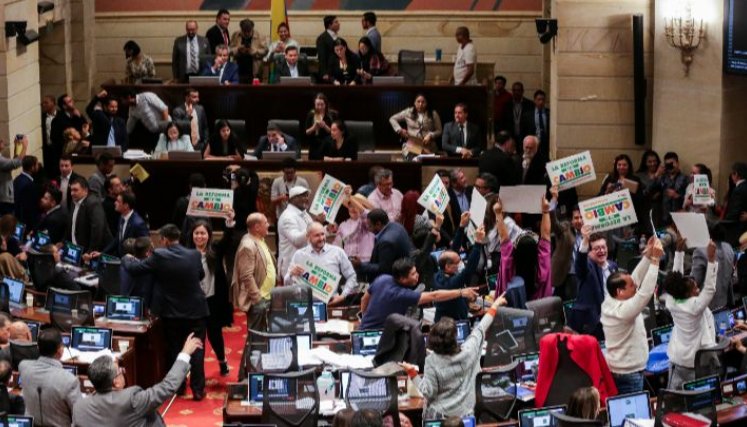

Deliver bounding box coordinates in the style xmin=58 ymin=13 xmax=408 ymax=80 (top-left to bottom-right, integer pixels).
xmin=285 ymin=222 xmax=358 ymax=306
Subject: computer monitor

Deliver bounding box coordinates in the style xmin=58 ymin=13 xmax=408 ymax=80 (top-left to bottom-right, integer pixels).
xmin=518 ymin=405 xmax=567 ymax=427
xmin=712 ymin=308 xmax=735 ymax=335
xmin=606 ymin=391 xmax=652 ymax=427
xmin=423 ymin=417 xmax=476 ymax=427
xmin=61 ymin=241 xmax=84 ymax=265
xmin=71 ymin=327 xmax=112 ymax=352
xmin=265 ymin=377 xmax=291 ymax=398
xmin=357 ymin=152 xmax=392 ymax=162
xmin=189 ymin=76 xmax=221 ymax=85
xmin=248 ymin=373 xmax=265 ymax=403
xmin=287 ymin=301 xmax=327 ymax=323
xmin=24 ymin=321 xmax=40 ymax=342
xmin=4 ymin=276 xmax=25 ymax=305
xmin=455 ymin=320 xmax=471 ymax=345
xmin=278 ymin=76 xmax=312 ymax=86
xmin=62 ymin=364 xmax=78 ymax=376
xmin=93 ymin=302 xmax=105 ymax=317
xmin=351 ymin=330 xmax=383 ymax=356
xmin=91 ymin=146 xmax=122 ymax=158
xmin=683 ymin=374 xmax=722 ymax=405
xmin=6 ymin=416 xmax=33 ymax=427
xmin=512 ymin=351 xmax=540 ymax=383
xmin=340 ymin=371 xmax=350 ymax=399
xmin=45 ymin=288 xmax=90 ymax=312
xmin=263 ymin=151 xmax=297 ymax=161
xmin=106 ymin=295 xmax=143 ymax=321
xmin=31 ymin=232 xmax=50 ymax=251
xmin=296 ymin=333 xmax=312 ymax=355
xmin=13 ymin=222 xmax=25 ymax=242
xmin=651 ymin=324 xmax=674 ymax=347
xmin=168 ymin=151 xmax=202 ymax=161
xmin=732 ymin=306 xmax=746 ymax=324
xmin=372 ymin=76 xmax=405 ymax=85
xmin=61 ymin=333 xmax=71 ymax=347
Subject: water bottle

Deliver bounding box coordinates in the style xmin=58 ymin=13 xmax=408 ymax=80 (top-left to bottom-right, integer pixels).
xmin=719 ymin=321 xmax=727 ymax=337
xmin=317 ymin=370 xmax=335 ymax=402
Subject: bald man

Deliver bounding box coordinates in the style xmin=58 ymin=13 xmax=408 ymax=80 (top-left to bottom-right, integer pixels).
xmin=9 ymin=321 xmax=32 ymax=342
xmin=284 ymin=222 xmax=358 ymax=306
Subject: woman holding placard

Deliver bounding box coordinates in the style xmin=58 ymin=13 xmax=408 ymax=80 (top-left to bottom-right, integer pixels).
xmin=683 ymin=163 xmax=717 ymax=218
xmin=599 ymin=154 xmax=644 ymax=236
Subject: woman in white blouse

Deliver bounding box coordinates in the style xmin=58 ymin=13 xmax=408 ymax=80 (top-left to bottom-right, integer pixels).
xmin=264 ymin=22 xmax=299 ymax=63
xmin=153 ymin=121 xmax=194 ymax=158
xmin=389 ymin=94 xmax=442 ymax=158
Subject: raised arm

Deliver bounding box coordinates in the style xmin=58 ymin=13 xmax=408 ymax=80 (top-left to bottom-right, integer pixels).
xmin=540 ymin=194 xmax=551 ymax=241
xmin=692 ymin=240 xmax=719 ymax=314
xmin=493 ymin=200 xmax=509 ymax=243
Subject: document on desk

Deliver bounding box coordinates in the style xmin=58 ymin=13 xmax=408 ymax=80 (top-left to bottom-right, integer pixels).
xmin=309 ymin=347 xmax=374 ymax=370
xmin=315 ymin=319 xmax=354 ymax=336
xmin=63 ymin=348 xmax=119 ymax=364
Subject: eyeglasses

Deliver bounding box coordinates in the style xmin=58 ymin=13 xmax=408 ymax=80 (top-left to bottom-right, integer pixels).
xmin=591 ymin=246 xmax=607 ymax=253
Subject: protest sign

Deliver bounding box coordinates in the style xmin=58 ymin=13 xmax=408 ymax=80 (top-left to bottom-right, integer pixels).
xmin=692 ymin=174 xmax=712 ymax=206
xmin=186 ymin=188 xmax=233 ymax=218
xmin=545 ymin=150 xmax=596 ymax=191
xmin=293 ymin=254 xmax=340 ymax=303
xmin=670 ymin=212 xmax=710 ymax=248
xmin=309 ymin=174 xmax=346 ymax=223
xmin=578 ymin=189 xmax=638 ymax=232
xmin=418 ymin=174 xmax=450 ymax=215
xmin=498 ymin=185 xmax=547 ymax=214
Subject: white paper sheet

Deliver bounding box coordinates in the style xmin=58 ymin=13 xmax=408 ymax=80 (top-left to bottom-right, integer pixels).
xmin=498 ymin=185 xmax=547 ymax=214
xmin=670 ymin=212 xmax=710 ymax=248
xmin=469 ymin=187 xmax=487 ymax=228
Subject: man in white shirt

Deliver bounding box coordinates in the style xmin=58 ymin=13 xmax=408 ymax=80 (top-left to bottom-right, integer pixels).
xmin=277 ymin=186 xmax=313 ymax=276
xmin=601 ymin=237 xmax=663 ymax=394
xmin=271 ymin=158 xmax=309 ymax=220
xmin=285 ymin=222 xmax=358 ymax=306
xmin=124 ymin=91 xmax=170 ymax=152
xmin=367 ymin=168 xmax=403 ymax=223
xmin=451 ymin=26 xmax=477 ymax=86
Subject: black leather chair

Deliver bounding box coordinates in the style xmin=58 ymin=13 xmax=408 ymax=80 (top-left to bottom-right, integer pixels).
xmin=270 ymin=119 xmax=303 ymax=143
xmin=484 ymin=307 xmax=537 ymax=367
xmin=474 ymin=361 xmax=519 ymax=423
xmin=694 ymin=337 xmax=730 ymax=380
xmin=345 ymin=370 xmax=401 ymax=427
xmin=345 ymin=121 xmax=375 ymax=152
xmin=397 ymin=50 xmax=425 ymax=85
xmin=526 ymin=296 xmax=564 ymax=338
xmin=268 ymin=285 xmax=316 ymax=338
xmin=552 ymin=413 xmax=604 ymax=426
xmin=9 ymin=341 xmax=39 ymax=371
xmin=261 ymin=368 xmax=319 ymax=427
xmin=240 ymin=329 xmax=298 ymax=381
xmin=543 ymin=337 xmax=593 ymax=407
xmin=27 ymin=251 xmax=56 ymax=292
xmin=214 ymin=119 xmax=248 ymax=151
xmin=655 ymin=388 xmax=717 ymax=427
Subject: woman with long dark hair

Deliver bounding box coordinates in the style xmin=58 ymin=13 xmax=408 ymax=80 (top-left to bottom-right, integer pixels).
xmin=320 ymin=120 xmax=358 ymax=161
xmin=305 ymin=93 xmax=339 ymax=160
xmin=356 ymin=36 xmax=389 ymax=84
xmin=328 ymin=39 xmax=361 ymax=86
xmin=389 ymin=94 xmax=442 ymax=157
xmin=123 ymin=40 xmax=156 ymax=84
xmin=636 ymin=150 xmax=662 ymax=230
xmin=204 ymin=120 xmax=242 ymax=161
xmin=599 ymin=154 xmax=644 ymax=233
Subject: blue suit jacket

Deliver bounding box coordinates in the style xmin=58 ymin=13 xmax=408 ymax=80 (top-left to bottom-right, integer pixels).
xmin=200 ymin=61 xmax=239 ymax=84
xmin=569 ymin=250 xmax=618 ymax=338
xmin=359 ymin=222 xmax=415 ymax=280
xmin=103 ymin=211 xmax=149 ymax=257
xmin=13 ymin=173 xmax=39 ymax=230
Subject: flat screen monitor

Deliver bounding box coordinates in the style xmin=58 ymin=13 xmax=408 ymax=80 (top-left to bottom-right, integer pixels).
xmin=6 ymin=416 xmax=33 ymax=427
xmin=71 ymin=327 xmax=112 ymax=352
xmin=266 ymin=377 xmax=291 ymax=398
xmin=106 ymin=295 xmax=143 ymax=321
xmin=606 ymin=391 xmax=652 ymax=427
xmin=189 ymin=76 xmax=221 ymax=85
xmin=712 ymin=308 xmax=734 ymax=335
xmin=423 ymin=417 xmax=476 ymax=427
xmin=278 ymin=76 xmax=312 ymax=86
xmin=455 ymin=320 xmax=471 ymax=345
xmin=287 ymin=301 xmax=327 ymax=322
xmin=651 ymin=324 xmax=674 ymax=347
xmin=31 ymin=232 xmax=50 ymax=251
xmin=351 ymin=330 xmax=383 ymax=356
xmin=62 ymin=364 xmax=78 ymax=376
xmin=263 ymin=151 xmax=297 ymax=161
xmin=683 ymin=374 xmax=722 ymax=405
xmin=4 ymin=277 xmax=25 ymax=304
xmin=45 ymin=288 xmax=79 ymax=311
xmin=518 ymin=405 xmax=567 ymax=427
xmin=724 ymin=0 xmax=747 ymax=74
xmin=512 ymin=351 xmax=540 ymax=383
xmin=732 ymin=306 xmax=746 ymax=324
xmin=248 ymin=373 xmax=264 ymax=403
xmin=61 ymin=241 xmax=84 ymax=266
xmin=13 ymin=223 xmax=25 ymax=242
xmin=24 ymin=321 xmax=40 ymax=341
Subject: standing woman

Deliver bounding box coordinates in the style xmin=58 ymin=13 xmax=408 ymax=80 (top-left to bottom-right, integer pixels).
xmin=204 ymin=120 xmax=243 ymax=161
xmin=123 ymin=40 xmax=156 ymax=84
xmin=389 ymin=93 xmax=442 ymax=157
xmin=320 ymin=120 xmax=358 ymax=161
xmin=188 ymin=218 xmax=235 ymax=376
xmin=599 ymin=154 xmax=644 ymax=228
xmin=265 ymin=22 xmax=299 ymax=63
xmin=305 ymin=93 xmax=339 ymax=160
xmin=636 ymin=150 xmax=663 ymax=231
xmin=357 ymin=37 xmax=389 ymax=84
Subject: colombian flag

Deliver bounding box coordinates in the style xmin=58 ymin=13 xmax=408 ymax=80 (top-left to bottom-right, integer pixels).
xmin=270 ymin=0 xmax=288 ymax=42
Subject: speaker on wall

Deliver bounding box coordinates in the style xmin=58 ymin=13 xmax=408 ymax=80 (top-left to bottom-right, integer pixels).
xmin=632 ymin=14 xmax=646 ymax=146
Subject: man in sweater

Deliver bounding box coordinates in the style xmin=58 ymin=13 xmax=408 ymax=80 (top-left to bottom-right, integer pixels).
xmin=601 ymin=237 xmax=663 ymax=394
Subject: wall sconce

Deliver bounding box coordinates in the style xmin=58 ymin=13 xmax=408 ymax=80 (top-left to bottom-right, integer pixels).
xmin=664 ymin=5 xmax=706 ymax=76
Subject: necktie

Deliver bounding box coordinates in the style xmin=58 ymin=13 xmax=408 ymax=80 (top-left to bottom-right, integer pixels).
xmin=538 ymin=110 xmax=545 ymax=140
xmin=189 ymin=38 xmax=198 ymax=73
xmin=107 ymin=118 xmax=116 ymax=147
xmin=119 ymin=217 xmax=126 ymax=240
xmin=459 ymin=125 xmax=465 ymax=146
xmin=222 ymin=30 xmax=229 ymax=46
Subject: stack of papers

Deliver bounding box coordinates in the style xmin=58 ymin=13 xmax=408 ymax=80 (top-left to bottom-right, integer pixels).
xmin=123 ymin=150 xmax=150 ymax=160
xmin=316 ymin=319 xmax=355 ymax=336
xmin=308 ymin=347 xmax=373 ymax=370
xmin=63 ymin=348 xmax=120 ymax=364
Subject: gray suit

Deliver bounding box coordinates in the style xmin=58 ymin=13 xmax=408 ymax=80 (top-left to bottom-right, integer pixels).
xmin=171 ymin=35 xmax=211 ymax=83
xmin=20 ymin=356 xmax=81 ymax=427
xmin=172 ymin=103 xmax=209 ymax=152
xmin=692 ymin=242 xmax=735 ymax=310
xmin=0 ymin=155 xmax=22 ymax=204
xmin=73 ymin=358 xmax=190 ymax=427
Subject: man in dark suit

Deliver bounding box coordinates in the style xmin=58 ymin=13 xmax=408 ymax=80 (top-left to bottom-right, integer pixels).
xmin=99 ymin=191 xmax=149 ymax=258
xmin=65 ymin=177 xmax=113 ymax=252
xmin=726 ymin=162 xmax=747 ymax=245
xmin=102 ymin=175 xmax=125 ymax=237
xmin=41 ymin=95 xmax=59 ymax=177
xmin=120 ymin=236 xmax=156 ymax=311
xmin=253 ymin=121 xmax=300 ymax=160
xmin=50 ymin=94 xmax=86 ymax=172
xmin=172 ymin=88 xmax=209 ymax=152
xmin=521 ymin=136 xmax=548 ymax=186
xmin=85 ymin=90 xmax=128 ymax=151
xmin=172 ymin=20 xmax=211 ymax=83
xmin=36 ymin=187 xmax=67 ymax=244
xmin=200 ymin=44 xmax=239 ymax=85
xmin=441 ymin=103 xmax=482 ymax=158
xmin=316 ymin=15 xmax=339 ymax=81
xmin=54 ymin=155 xmax=82 ymax=212
xmin=13 ymin=155 xmax=41 ymax=230
xmin=273 ymin=45 xmax=310 ymax=83
xmin=479 ymin=130 xmax=520 ymax=189
xmin=73 ymin=334 xmax=203 ymax=426
xmin=502 ymin=81 xmax=535 ymax=151
xmin=529 ymin=89 xmax=550 ymax=156
xmin=205 ymin=8 xmax=231 ymax=54
xmin=352 ymin=209 xmax=415 ymax=281
xmin=122 ymin=224 xmax=208 ymax=400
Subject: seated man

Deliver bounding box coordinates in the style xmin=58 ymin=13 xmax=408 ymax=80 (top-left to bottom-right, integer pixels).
xmin=73 ymin=333 xmax=202 ymax=426
xmin=36 ymin=244 xmax=82 ymax=291
xmin=273 ymin=45 xmax=310 ymax=83
xmin=9 ymin=321 xmax=32 ymax=342
xmin=441 ymin=103 xmax=482 ymax=158
xmin=253 ymin=121 xmax=300 ymax=159
xmin=19 ymin=329 xmax=81 ymax=426
xmin=359 ymin=257 xmax=479 ymax=330
xmin=200 ymin=44 xmax=238 ymax=85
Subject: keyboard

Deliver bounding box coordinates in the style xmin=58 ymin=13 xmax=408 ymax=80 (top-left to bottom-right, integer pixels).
xmin=261 ymin=353 xmax=291 ymax=370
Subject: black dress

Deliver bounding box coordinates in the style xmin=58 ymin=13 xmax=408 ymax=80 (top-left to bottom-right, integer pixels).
xmin=320 ymin=137 xmax=358 ymax=160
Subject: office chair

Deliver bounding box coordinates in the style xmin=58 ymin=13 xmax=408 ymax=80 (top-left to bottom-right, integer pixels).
xmin=215 ymin=119 xmax=248 ymax=151
xmin=261 ymin=368 xmax=319 ymax=427
xmin=0 ymin=283 xmax=9 ymax=315
xmin=26 ymin=251 xmax=56 ymax=292
xmin=373 ymin=314 xmax=425 ymax=371
xmin=526 ymin=297 xmax=564 ymax=338
xmin=345 ymin=121 xmax=375 ymax=152
xmin=474 ymin=361 xmax=519 ymax=423
xmin=48 ymin=288 xmax=94 ymax=332
xmin=97 ymin=258 xmax=122 ymax=296
xmin=483 ymin=307 xmax=537 ymax=367
xmin=268 ymin=285 xmax=316 ymax=338
xmin=541 ymin=335 xmax=594 ymax=407
xmin=551 ymin=413 xmax=604 ymax=426
xmin=655 ymin=388 xmax=717 ymax=427
xmin=397 ymin=50 xmax=425 ymax=85
xmin=694 ymin=337 xmax=730 ymax=380
xmin=9 ymin=341 xmax=39 ymax=371
xmin=241 ymin=329 xmax=298 ymax=379
xmin=270 ymin=119 xmax=302 ymax=143
xmin=345 ymin=370 xmax=401 ymax=427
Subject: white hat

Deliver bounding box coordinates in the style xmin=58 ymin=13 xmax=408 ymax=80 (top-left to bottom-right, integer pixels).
xmin=289 ymin=186 xmax=310 ymax=199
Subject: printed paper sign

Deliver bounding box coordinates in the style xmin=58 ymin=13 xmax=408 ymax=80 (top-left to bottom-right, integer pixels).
xmin=670 ymin=212 xmax=710 ymax=248
xmin=692 ymin=174 xmax=712 ymax=206
xmin=186 ymin=188 xmax=233 ymax=218
xmin=466 ymin=188 xmax=488 ymax=244
xmin=309 ymin=174 xmax=346 ymax=223
xmin=578 ymin=189 xmax=638 ymax=232
xmin=418 ymin=175 xmax=450 ymax=215
xmin=293 ymin=254 xmax=340 ymax=303
xmin=498 ymin=186 xmax=547 ymax=214
xmin=546 ymin=151 xmax=596 ymax=191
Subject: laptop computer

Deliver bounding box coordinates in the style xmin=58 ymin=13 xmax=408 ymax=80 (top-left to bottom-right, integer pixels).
xmin=651 ymin=324 xmax=674 ymax=347
xmin=713 ymin=308 xmax=738 ymax=337
xmin=13 ymin=222 xmax=25 ymax=242
xmin=722 ymin=374 xmax=747 ymax=399
xmin=4 ymin=277 xmax=25 ymax=307
xmin=24 ymin=321 xmax=40 ymax=341
xmin=106 ymin=295 xmax=144 ymax=322
xmin=247 ymin=373 xmax=265 ymax=406
xmin=518 ymin=405 xmax=567 ymax=427
xmin=287 ymin=301 xmax=327 ymax=323
xmin=262 ymin=151 xmax=297 ymax=161
xmin=71 ymin=327 xmax=113 ymax=352
xmin=189 ymin=76 xmax=221 ymax=85
xmin=6 ymin=416 xmax=33 ymax=427
xmin=357 ymin=152 xmax=392 ymax=162
xmin=372 ymin=76 xmax=405 ymax=85
xmin=512 ymin=351 xmax=540 ymax=383
xmin=455 ymin=319 xmax=471 ymax=345
xmin=93 ymin=302 xmax=106 ymax=318
xmin=59 ymin=241 xmax=84 ymax=273
xmin=278 ymin=76 xmax=312 ymax=86
xmin=30 ymin=231 xmax=50 ymax=251
xmin=351 ymin=330 xmax=384 ymax=356
xmin=423 ymin=417 xmax=476 ymax=427
xmin=91 ymin=146 xmax=122 ymax=158
xmin=606 ymin=391 xmax=652 ymax=427
xmin=167 ymin=151 xmax=203 ymax=161
xmin=683 ymin=374 xmax=730 ymax=410
xmin=732 ymin=306 xmax=746 ymax=324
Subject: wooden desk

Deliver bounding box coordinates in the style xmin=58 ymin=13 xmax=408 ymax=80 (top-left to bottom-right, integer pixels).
xmin=103 ymin=84 xmax=489 ymax=151
xmin=11 ymin=307 xmax=166 ymax=388
xmin=60 ymin=336 xmax=137 ymax=387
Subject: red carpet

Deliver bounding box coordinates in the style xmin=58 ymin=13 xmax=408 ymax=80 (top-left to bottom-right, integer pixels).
xmin=162 ymin=311 xmax=247 ymax=427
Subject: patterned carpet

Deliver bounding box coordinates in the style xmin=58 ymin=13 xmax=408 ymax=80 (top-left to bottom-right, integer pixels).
xmin=162 ymin=311 xmax=247 ymax=427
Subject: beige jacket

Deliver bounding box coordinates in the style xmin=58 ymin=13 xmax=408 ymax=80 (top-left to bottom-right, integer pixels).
xmin=231 ymin=233 xmax=275 ymax=311
xmin=229 ymin=30 xmax=268 ymax=78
